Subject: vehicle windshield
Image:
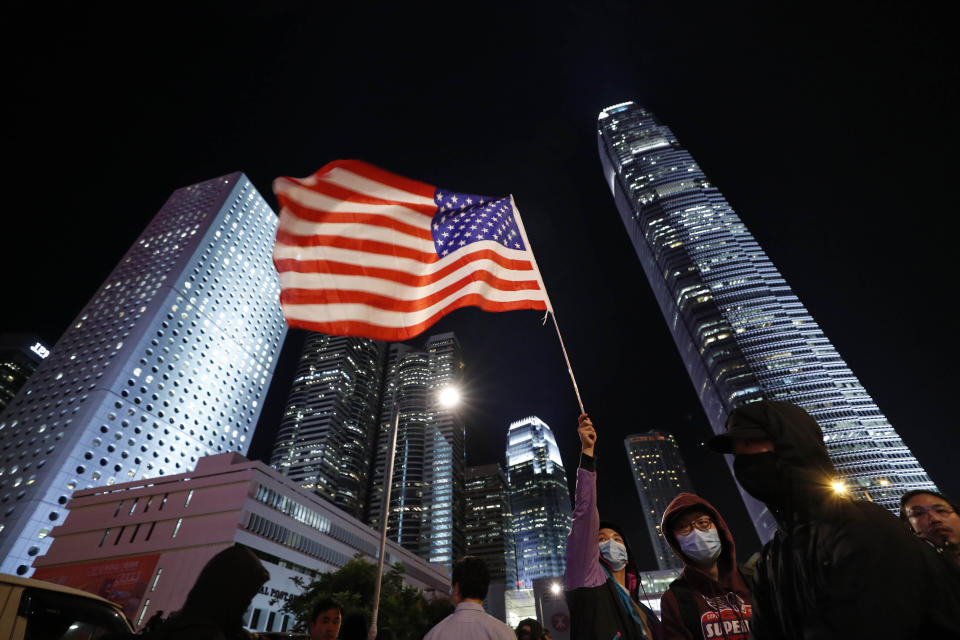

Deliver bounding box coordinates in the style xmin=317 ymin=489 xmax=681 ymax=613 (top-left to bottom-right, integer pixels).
xmin=22 ymin=587 xmax=131 ymax=640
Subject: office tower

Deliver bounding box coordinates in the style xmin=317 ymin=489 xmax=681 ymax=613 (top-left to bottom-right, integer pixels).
xmin=506 ymin=416 xmax=571 ymax=588
xmin=0 ymin=334 xmax=49 ymax=413
xmin=270 ymin=334 xmax=384 ymax=520
xmin=366 ymin=332 xmax=465 ymax=566
xmin=465 ymin=463 xmax=518 ymax=586
xmin=0 ymin=173 xmax=287 ymax=576
xmin=598 ymin=102 xmax=937 ymax=540
xmin=624 ymin=431 xmax=695 ymax=570
xmin=421 ymin=333 xmax=466 ymax=566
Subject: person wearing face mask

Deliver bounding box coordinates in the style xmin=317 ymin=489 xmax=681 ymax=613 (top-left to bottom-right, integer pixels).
xmin=659 ymin=494 xmax=752 ymax=640
xmin=709 ymin=400 xmax=960 ymax=639
xmin=564 ymin=413 xmax=662 ymax=640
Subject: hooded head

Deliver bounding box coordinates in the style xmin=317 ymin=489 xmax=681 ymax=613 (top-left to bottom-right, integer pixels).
xmin=180 ymin=544 xmax=270 ymax=633
xmin=662 ymin=493 xmax=739 ymax=581
xmin=710 ymin=400 xmax=838 ymax=518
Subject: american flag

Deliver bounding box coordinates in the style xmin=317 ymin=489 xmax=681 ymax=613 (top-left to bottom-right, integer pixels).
xmin=272 ymin=160 xmax=551 ymax=341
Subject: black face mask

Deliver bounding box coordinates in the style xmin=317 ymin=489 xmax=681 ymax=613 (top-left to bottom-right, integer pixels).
xmin=734 ymin=452 xmax=787 ymax=506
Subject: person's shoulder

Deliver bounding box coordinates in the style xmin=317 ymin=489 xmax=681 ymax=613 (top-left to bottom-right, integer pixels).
xmin=660 ymin=584 xmax=679 ymax=608
xmin=484 ymin=616 xmax=516 ymax=640
xmin=422 ymin=617 xmax=446 ymax=640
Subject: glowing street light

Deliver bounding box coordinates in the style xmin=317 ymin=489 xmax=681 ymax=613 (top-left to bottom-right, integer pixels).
xmin=831 ymin=479 xmax=847 ymax=494
xmin=438 ymin=386 xmax=461 ymax=408
xmin=550 ymin=582 xmax=562 ymax=595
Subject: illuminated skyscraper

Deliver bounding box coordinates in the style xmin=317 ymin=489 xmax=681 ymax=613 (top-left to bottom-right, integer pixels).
xmin=0 ymin=173 xmax=287 ymax=576
xmin=366 ymin=332 xmax=465 ymax=566
xmin=0 ymin=334 xmax=49 ymax=414
xmin=465 ymin=463 xmax=517 ymax=586
xmin=598 ymin=102 xmax=937 ymax=540
xmin=624 ymin=431 xmax=695 ymax=570
xmin=270 ymin=334 xmax=385 ymax=520
xmin=506 ymin=416 xmax=571 ymax=587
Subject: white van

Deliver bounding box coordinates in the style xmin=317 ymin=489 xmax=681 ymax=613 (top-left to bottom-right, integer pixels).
xmin=0 ymin=573 xmax=133 ymax=639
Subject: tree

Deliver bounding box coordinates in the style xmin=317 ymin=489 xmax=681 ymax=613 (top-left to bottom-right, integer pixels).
xmin=283 ymin=554 xmax=453 ymax=640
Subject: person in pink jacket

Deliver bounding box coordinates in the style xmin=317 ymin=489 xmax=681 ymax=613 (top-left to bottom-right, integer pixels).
xmin=563 ymin=413 xmax=661 ymax=640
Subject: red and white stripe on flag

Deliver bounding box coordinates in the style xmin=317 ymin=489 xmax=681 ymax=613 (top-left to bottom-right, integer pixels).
xmin=272 ymin=160 xmax=551 ymax=341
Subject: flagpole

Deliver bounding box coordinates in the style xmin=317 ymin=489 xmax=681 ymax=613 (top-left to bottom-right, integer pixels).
xmin=509 ymin=196 xmax=585 ymax=414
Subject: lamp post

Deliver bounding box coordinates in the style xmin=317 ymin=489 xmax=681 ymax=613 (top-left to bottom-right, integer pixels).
xmin=367 ymin=385 xmax=460 ymax=640
xmin=536 ymin=580 xmax=563 ymax=629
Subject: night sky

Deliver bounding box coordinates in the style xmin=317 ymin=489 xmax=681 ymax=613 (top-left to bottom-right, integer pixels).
xmin=4 ymin=3 xmax=957 ymax=566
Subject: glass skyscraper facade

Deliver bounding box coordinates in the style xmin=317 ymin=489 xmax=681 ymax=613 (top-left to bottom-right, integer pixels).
xmin=506 ymin=416 xmax=571 ymax=588
xmin=624 ymin=431 xmax=695 ymax=570
xmin=366 ymin=332 xmax=465 ymax=567
xmin=598 ymin=102 xmax=937 ymax=540
xmin=270 ymin=334 xmax=385 ymax=520
xmin=465 ymin=463 xmax=518 ymax=587
xmin=0 ymin=173 xmax=287 ymax=576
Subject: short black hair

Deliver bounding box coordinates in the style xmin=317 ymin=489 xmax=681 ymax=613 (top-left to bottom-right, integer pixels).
xmin=311 ymin=597 xmax=343 ymax=623
xmin=899 ymin=490 xmax=959 ymax=521
xmin=452 ymin=555 xmax=489 ymax=600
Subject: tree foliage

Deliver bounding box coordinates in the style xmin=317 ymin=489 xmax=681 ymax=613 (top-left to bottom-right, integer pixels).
xmin=283 ymin=554 xmax=453 ymax=640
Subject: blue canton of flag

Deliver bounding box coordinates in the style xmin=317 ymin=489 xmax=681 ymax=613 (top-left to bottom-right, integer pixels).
xmin=431 ymin=191 xmax=526 ymax=257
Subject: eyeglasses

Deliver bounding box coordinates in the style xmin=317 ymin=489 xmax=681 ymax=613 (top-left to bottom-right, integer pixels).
xmin=905 ymin=505 xmax=955 ymax=519
xmin=673 ymin=516 xmax=715 ymax=535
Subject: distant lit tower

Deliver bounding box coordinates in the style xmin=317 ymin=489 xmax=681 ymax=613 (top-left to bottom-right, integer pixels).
xmin=270 ymin=334 xmax=385 ymax=520
xmin=465 ymin=463 xmax=518 ymax=587
xmin=598 ymin=102 xmax=937 ymax=541
xmin=0 ymin=173 xmax=288 ymax=576
xmin=0 ymin=334 xmax=49 ymax=413
xmin=366 ymin=332 xmax=465 ymax=567
xmin=506 ymin=416 xmax=571 ymax=587
xmin=421 ymin=333 xmax=466 ymax=565
xmin=624 ymin=432 xmax=695 ymax=570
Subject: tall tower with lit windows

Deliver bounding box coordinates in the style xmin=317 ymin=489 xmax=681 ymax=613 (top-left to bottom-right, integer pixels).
xmin=506 ymin=416 xmax=571 ymax=587
xmin=465 ymin=463 xmax=517 ymax=586
xmin=0 ymin=173 xmax=287 ymax=576
xmin=624 ymin=431 xmax=695 ymax=570
xmin=365 ymin=332 xmax=465 ymax=567
xmin=270 ymin=334 xmax=385 ymax=520
xmin=597 ymin=102 xmax=937 ymax=541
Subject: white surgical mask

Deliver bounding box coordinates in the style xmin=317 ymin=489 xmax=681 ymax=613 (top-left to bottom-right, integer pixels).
xmin=677 ymin=527 xmax=722 ymax=564
xmin=599 ymin=539 xmax=628 ymax=570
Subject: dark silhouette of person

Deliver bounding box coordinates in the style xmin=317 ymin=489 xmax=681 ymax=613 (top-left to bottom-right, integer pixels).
xmin=157 ymin=544 xmax=269 ymax=639
xmin=711 ymin=400 xmax=960 ymax=639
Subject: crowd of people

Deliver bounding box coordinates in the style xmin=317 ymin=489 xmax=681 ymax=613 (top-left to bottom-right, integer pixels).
xmin=564 ymin=401 xmax=960 ymax=640
xmin=107 ymin=400 xmax=958 ymax=640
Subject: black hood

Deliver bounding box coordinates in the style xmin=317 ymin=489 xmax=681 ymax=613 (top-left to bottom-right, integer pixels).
xmin=726 ymin=400 xmax=839 ymax=516
xmin=598 ymin=519 xmax=643 ymax=600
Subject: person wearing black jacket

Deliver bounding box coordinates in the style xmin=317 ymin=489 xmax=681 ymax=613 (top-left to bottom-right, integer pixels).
xmin=709 ymin=400 xmax=960 ymax=639
xmin=154 ymin=544 xmax=269 ymax=639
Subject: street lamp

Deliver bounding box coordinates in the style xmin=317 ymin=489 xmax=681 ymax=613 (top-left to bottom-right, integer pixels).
xmin=367 ymin=385 xmax=461 ymax=640
xmin=438 ymin=386 xmax=461 ymax=408
xmin=537 ymin=580 xmax=563 ymax=628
